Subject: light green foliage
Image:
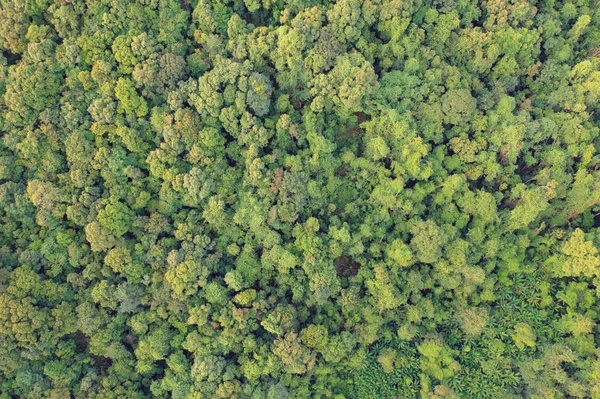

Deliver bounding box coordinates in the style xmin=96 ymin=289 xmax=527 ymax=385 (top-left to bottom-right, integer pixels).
xmin=366 ymin=264 xmax=403 ymax=312
xmin=311 ymin=52 xmax=379 ymax=117
xmin=458 ymin=307 xmax=489 ymax=337
xmin=300 ymin=324 xmax=329 ymax=350
xmin=272 ymin=332 xmax=316 ymax=374
xmin=247 ymin=72 xmax=272 ymax=117
xmin=321 ymin=332 xmax=357 ymax=364
xmin=97 ymin=201 xmax=134 ymax=237
xmin=112 ymin=35 xmax=137 ymax=73
xmin=549 ymin=228 xmax=600 ymax=278
xmin=441 ymin=89 xmax=477 ymax=125
xmin=507 ymin=187 xmax=550 ymax=231
xmin=366 ymin=136 xmax=390 ymax=161
xmin=418 ymin=339 xmax=460 ymax=381
xmin=104 ymin=246 xmax=132 ymax=273
xmin=377 ymin=348 xmax=397 ymax=373
xmin=385 ymin=239 xmax=415 ymax=268
xmin=115 ymin=77 xmax=148 ymax=117
xmin=85 ymin=221 xmax=117 ymax=252
xmin=410 ymin=220 xmax=447 ymax=264
xmin=261 ymin=304 xmax=297 ymax=336
xmin=511 ymin=323 xmax=537 ymax=350
xmin=233 ymin=289 xmax=256 ymax=306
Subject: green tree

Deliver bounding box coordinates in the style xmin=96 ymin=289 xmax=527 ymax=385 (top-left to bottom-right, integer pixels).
xmin=511 ymin=322 xmax=537 ymax=350
xmin=115 ymin=77 xmax=148 ymax=117
xmin=410 ymin=220 xmax=447 ymax=264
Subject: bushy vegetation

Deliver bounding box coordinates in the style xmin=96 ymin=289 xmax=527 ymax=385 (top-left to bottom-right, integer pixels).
xmin=1 ymin=0 xmax=600 ymax=398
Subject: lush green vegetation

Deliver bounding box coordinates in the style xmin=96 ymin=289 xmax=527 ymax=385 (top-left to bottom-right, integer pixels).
xmin=2 ymin=0 xmax=600 ymax=397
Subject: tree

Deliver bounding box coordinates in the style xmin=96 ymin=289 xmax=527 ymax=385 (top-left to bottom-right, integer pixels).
xmin=310 ymin=52 xmax=379 ymax=118
xmin=320 ymin=332 xmax=356 ymax=364
xmin=549 ymin=228 xmax=600 ymax=278
xmin=260 ymin=304 xmax=297 ymax=336
xmin=0 ymin=0 xmax=29 ymax=53
xmin=299 ymin=324 xmax=329 ymax=350
xmin=441 ymin=89 xmax=476 ymax=126
xmin=458 ymin=307 xmax=489 ymax=337
xmin=410 ymin=220 xmax=447 ymax=264
xmin=507 ymin=186 xmax=550 ymax=231
xmin=272 ymin=332 xmax=316 ymax=374
xmin=246 ymin=72 xmax=272 ymax=117
xmin=385 ymin=239 xmax=415 ymax=268
xmin=191 ymin=355 xmax=226 ymax=383
xmin=97 ymin=200 xmax=134 ymax=237
xmin=417 ymin=338 xmax=460 ymax=382
xmin=85 ymin=221 xmax=118 ymax=252
xmin=377 ymin=348 xmax=397 ymax=373
xmin=511 ymin=322 xmax=537 ymax=350
xmin=115 ymin=77 xmax=148 ymax=117
xmin=366 ymin=264 xmax=403 ymax=312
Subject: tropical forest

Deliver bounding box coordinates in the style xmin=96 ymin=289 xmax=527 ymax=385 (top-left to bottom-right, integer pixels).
xmin=1 ymin=0 xmax=600 ymax=397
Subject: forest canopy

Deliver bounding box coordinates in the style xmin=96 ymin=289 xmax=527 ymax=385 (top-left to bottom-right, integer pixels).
xmin=2 ymin=0 xmax=600 ymax=398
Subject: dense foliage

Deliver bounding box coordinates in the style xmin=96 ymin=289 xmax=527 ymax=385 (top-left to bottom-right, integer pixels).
xmin=2 ymin=0 xmax=600 ymax=397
